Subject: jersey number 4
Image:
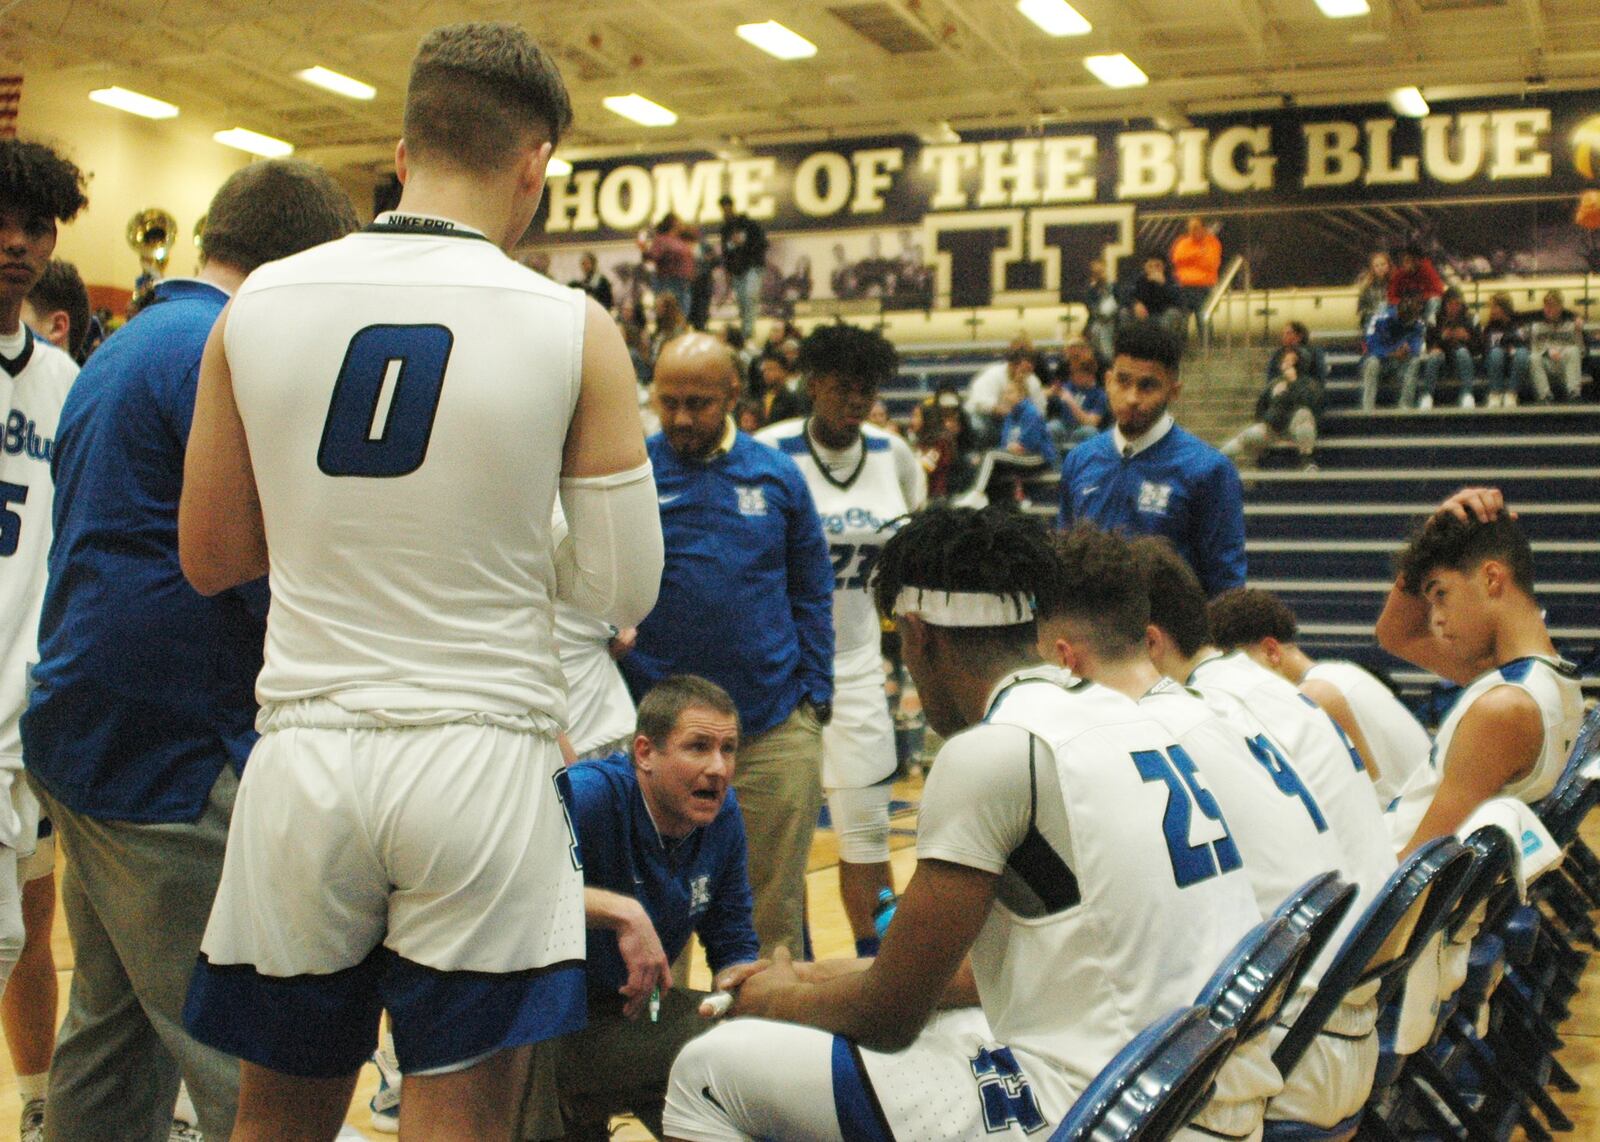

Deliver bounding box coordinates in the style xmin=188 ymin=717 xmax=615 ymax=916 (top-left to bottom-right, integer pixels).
xmin=317 ymin=324 xmax=454 ymax=478
xmin=1131 ymin=745 xmax=1243 ymax=889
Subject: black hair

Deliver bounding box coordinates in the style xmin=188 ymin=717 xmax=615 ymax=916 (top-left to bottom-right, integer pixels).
xmin=1113 ymin=319 xmax=1182 ymax=373
xmin=1042 ymin=524 xmax=1150 ymax=657
xmin=1207 ymin=588 xmax=1299 ymax=650
xmin=1286 ymin=320 xmax=1310 ymax=344
xmin=872 ymin=505 xmax=1063 ymax=657
xmin=1396 ymin=510 xmax=1534 ymax=597
xmin=0 ymin=140 xmax=88 ymax=223
xmin=26 ymin=259 xmax=90 ymax=362
xmin=798 ymin=323 xmax=898 ymax=393
xmin=1129 ymin=536 xmax=1211 ymax=657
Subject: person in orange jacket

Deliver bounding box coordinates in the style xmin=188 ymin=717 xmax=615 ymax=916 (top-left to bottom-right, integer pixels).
xmin=1169 ymin=215 xmax=1222 ymax=336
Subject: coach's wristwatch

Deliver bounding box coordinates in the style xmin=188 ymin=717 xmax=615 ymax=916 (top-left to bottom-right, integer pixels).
xmin=806 ymin=698 xmax=833 ymax=727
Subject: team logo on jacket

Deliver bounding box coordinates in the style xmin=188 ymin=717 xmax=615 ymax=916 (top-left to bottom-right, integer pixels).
xmin=736 ymin=486 xmax=767 ymax=516
xmin=1137 ymin=480 xmax=1172 ymax=516
xmin=689 ymin=875 xmax=711 ymax=915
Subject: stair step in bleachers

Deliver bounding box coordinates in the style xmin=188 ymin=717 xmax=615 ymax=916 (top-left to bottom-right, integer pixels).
xmin=1245 ymin=503 xmax=1600 ymax=541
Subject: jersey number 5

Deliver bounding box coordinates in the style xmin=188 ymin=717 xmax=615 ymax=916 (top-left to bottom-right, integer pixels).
xmin=318 ymin=324 xmax=454 ymax=478
xmin=1132 ymin=745 xmax=1243 ymax=889
xmin=0 ymin=481 xmax=27 ymax=557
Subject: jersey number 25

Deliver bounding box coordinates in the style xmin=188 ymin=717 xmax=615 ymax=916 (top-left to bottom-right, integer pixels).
xmin=1131 ymin=745 xmax=1243 ymax=889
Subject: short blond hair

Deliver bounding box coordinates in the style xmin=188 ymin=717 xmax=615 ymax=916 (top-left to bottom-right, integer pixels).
xmin=404 ymin=22 xmax=573 ymax=173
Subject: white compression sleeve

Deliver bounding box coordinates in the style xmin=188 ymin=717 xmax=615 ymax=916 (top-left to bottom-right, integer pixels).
xmin=555 ymin=461 xmax=662 ymax=629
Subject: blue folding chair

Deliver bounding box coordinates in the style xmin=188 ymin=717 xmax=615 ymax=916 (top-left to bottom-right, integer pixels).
xmin=1271 ymin=872 xmax=1359 ymax=1001
xmin=1197 ymin=916 xmax=1313 ymax=1045
xmin=1048 ymin=1006 xmax=1236 ymax=1142
xmin=1264 ymin=838 xmax=1476 ymax=1142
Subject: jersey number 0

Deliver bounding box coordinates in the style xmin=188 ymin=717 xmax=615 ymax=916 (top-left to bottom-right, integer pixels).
xmin=317 ymin=324 xmax=454 ymax=478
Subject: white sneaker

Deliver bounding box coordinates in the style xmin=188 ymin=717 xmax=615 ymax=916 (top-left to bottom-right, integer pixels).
xmin=1485 ymin=393 xmax=1503 ymax=409
xmin=370 ymin=1048 xmax=402 ymax=1134
xmin=168 ymin=1120 xmax=204 ymax=1142
xmin=1506 ymin=392 xmax=1519 ymax=407
xmin=1459 ymin=391 xmax=1476 ymax=409
xmin=20 ymin=1098 xmax=44 ymax=1142
xmin=1417 ymin=393 xmax=1434 ymax=410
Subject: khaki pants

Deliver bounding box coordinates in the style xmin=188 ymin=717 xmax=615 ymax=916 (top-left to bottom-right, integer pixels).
xmin=732 ymin=702 xmax=824 ymax=960
xmin=519 ymin=989 xmax=713 ymax=1140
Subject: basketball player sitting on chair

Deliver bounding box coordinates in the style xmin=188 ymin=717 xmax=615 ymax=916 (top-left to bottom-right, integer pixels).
xmin=662 ymin=505 xmax=1277 ymax=1142
xmin=178 ymin=21 xmax=660 ymax=1142
xmin=754 ymin=324 xmax=925 ymax=957
xmin=1376 ymin=486 xmax=1584 ymax=858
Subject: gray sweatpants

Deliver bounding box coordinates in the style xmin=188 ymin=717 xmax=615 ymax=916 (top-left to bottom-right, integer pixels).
xmin=31 ymin=769 xmax=241 ymax=1142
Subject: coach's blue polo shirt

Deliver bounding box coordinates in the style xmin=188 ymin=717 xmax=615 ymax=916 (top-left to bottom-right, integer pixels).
xmin=24 ymin=278 xmax=268 ymax=823
xmin=623 ymin=426 xmax=833 ymax=736
xmin=1056 ymin=414 xmax=1246 ymax=597
xmin=571 ymin=752 xmax=759 ymax=996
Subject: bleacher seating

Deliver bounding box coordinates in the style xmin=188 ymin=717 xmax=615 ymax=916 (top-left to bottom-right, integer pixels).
xmin=884 ymin=335 xmax=1600 ymax=714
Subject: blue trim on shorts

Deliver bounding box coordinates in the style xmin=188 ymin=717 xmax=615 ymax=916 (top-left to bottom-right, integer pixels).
xmin=184 ymin=946 xmax=587 ymax=1078
xmin=831 ymin=1036 xmax=894 ymax=1142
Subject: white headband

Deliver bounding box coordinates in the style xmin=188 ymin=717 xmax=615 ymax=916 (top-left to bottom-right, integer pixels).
xmin=893 ymin=587 xmax=1035 ymax=627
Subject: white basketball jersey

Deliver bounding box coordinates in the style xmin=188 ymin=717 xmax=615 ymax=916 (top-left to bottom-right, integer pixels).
xmin=1189 ymin=652 xmax=1398 ymax=910
xmin=753 ymin=420 xmax=924 ymax=666
xmin=1305 ymin=660 xmax=1432 ymax=805
xmin=1386 ymin=654 xmax=1584 ymax=847
xmin=918 ymin=667 xmax=1275 ymax=1121
xmin=0 ymin=332 xmax=74 ymax=765
xmin=226 ymin=216 xmax=584 ymax=723
xmin=1141 ymin=677 xmax=1344 ymax=925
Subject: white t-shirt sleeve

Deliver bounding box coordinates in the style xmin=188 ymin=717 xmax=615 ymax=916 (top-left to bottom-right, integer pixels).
xmin=890 ymin=435 xmax=928 ymax=511
xmin=916 ymin=722 xmax=1037 ymax=874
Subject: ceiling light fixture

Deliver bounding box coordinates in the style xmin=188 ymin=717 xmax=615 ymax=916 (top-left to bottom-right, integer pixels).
xmin=296 ymin=66 xmax=376 ymax=101
xmin=1084 ymin=54 xmax=1149 ymax=89
xmin=1389 ymin=86 xmax=1429 ymax=118
xmin=546 ymin=157 xmax=573 ymax=176
xmin=213 ymin=128 xmax=295 ymax=157
xmin=736 ymin=20 xmax=818 ymax=60
xmin=1017 ymin=0 xmax=1092 ymax=37
xmin=602 ymin=93 xmax=678 ymax=127
xmin=88 ymin=86 xmax=178 ymax=120
xmin=1314 ymin=0 xmax=1371 ymax=17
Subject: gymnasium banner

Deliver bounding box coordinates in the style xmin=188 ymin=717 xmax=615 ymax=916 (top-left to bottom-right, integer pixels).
xmin=531 ymin=91 xmax=1600 ymax=310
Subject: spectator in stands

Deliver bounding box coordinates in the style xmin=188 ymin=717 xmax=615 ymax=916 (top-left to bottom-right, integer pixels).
xmin=1082 ymin=257 xmax=1118 ymax=362
xmin=1418 ymin=288 xmax=1480 ymax=409
xmin=755 ymin=351 xmax=806 ymax=425
xmin=719 ymin=195 xmax=768 ymax=340
xmin=1047 ymin=337 xmax=1108 ymax=448
xmin=1359 ymin=290 xmax=1427 ymax=410
xmin=649 ymin=292 xmax=689 ymax=368
xmin=568 ymin=250 xmax=614 ymax=310
xmin=518 ymin=676 xmax=760 ymax=1141
xmin=961 ymin=372 xmax=1059 ymax=508
xmin=1387 ymin=244 xmax=1446 ymax=321
xmin=643 ymin=212 xmax=696 ymax=314
xmin=1222 ymin=320 xmax=1325 ymax=471
xmin=1354 ymin=251 xmax=1392 ymax=332
xmin=963 ymin=335 xmax=1042 ymax=448
xmin=1207 ymin=587 xmax=1432 ymax=808
xmin=1527 ymin=289 xmax=1586 ymax=402
xmin=1057 ymin=320 xmax=1246 ymax=596
xmin=1376 ymin=487 xmax=1585 ymax=856
xmin=908 ymin=400 xmax=956 ymax=499
xmin=1480 ymin=292 xmax=1530 ymax=409
xmin=626 ymin=334 xmax=833 ymax=960
xmin=867 ymin=399 xmax=901 ymax=437
xmin=1130 ymin=256 xmax=1185 ymax=338
xmin=1169 ymin=215 xmax=1222 ymax=336
xmin=22 ymin=258 xmax=90 ymax=364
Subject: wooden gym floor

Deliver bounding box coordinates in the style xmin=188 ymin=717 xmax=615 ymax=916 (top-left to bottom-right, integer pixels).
xmin=0 ymin=780 xmax=1594 ymax=1140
